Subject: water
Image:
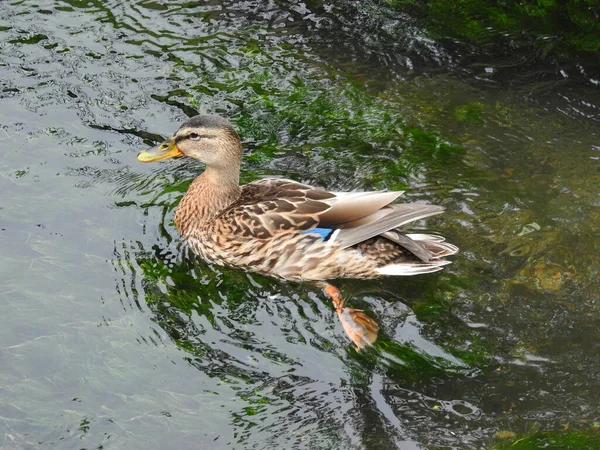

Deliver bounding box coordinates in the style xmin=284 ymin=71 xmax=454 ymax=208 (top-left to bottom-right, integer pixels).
xmin=1 ymin=1 xmax=599 ymax=449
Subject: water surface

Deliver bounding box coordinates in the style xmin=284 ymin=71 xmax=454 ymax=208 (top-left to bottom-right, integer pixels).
xmin=1 ymin=1 xmax=599 ymax=449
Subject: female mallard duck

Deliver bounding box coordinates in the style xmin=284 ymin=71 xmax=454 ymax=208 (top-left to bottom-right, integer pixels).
xmin=138 ymin=115 xmax=458 ymax=349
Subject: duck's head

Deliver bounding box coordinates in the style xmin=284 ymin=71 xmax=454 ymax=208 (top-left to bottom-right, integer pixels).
xmin=137 ymin=115 xmax=242 ymax=169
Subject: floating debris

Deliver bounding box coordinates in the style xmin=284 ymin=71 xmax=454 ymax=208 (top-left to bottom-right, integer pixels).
xmin=518 ymin=222 xmax=541 ymax=237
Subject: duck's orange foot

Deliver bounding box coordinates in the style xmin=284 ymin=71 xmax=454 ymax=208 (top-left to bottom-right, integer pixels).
xmin=337 ymin=307 xmax=379 ymax=350
xmin=319 ymin=282 xmax=379 ymax=350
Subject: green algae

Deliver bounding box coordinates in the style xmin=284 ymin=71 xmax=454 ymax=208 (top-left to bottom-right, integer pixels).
xmin=490 ymin=429 xmax=600 ymax=449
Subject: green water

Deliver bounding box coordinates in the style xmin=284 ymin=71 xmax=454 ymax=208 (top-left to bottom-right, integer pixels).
xmin=1 ymin=1 xmax=599 ymax=449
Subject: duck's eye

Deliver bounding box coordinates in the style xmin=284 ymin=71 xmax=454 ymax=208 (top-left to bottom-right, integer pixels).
xmin=189 ymin=133 xmax=201 ymax=140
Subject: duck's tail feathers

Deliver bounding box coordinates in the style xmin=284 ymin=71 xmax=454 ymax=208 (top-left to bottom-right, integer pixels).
xmin=406 ymin=233 xmax=459 ymax=259
xmin=375 ymin=233 xmax=458 ymax=276
xmin=375 ymin=260 xmax=452 ymax=276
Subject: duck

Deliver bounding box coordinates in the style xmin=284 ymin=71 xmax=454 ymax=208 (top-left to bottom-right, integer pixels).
xmin=137 ymin=115 xmax=458 ymax=349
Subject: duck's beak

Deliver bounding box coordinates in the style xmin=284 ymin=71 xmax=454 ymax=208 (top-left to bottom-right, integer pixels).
xmin=137 ymin=140 xmax=184 ymax=162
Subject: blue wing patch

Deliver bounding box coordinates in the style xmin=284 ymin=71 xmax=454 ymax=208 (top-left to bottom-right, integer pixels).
xmin=300 ymin=227 xmax=335 ymax=240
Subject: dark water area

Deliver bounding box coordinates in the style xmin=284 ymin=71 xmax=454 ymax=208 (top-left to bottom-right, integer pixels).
xmin=1 ymin=1 xmax=599 ymax=449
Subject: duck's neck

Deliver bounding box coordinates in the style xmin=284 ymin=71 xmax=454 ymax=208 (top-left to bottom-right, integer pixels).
xmin=174 ymin=166 xmax=241 ymax=237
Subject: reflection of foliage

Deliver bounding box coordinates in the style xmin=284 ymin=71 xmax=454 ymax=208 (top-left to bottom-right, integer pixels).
xmin=183 ymin=38 xmax=468 ymax=190
xmin=386 ymin=0 xmax=600 ymax=59
xmin=135 ymin=248 xmax=487 ymax=446
xmin=454 ymin=102 xmax=485 ymax=125
xmin=237 ymin=73 xmax=468 ymax=191
xmin=139 ymin=249 xmax=484 ymax=382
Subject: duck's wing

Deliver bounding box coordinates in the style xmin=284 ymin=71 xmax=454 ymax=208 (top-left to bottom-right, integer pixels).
xmin=318 ymin=190 xmax=404 ymax=224
xmin=332 ymin=204 xmax=445 ymax=249
xmin=218 ymin=179 xmax=451 ymax=262
xmin=217 ymin=179 xmax=403 ymax=239
xmin=217 ymin=179 xmax=332 ymax=239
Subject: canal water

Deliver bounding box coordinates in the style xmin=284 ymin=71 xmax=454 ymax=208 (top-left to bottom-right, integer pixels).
xmin=1 ymin=1 xmax=599 ymax=449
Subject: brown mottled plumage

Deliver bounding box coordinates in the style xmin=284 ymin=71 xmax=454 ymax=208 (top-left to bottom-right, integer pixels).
xmin=138 ymin=115 xmax=458 ymax=349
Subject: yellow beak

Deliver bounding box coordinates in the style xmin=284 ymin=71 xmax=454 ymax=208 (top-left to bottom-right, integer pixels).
xmin=137 ymin=140 xmax=184 ymax=162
